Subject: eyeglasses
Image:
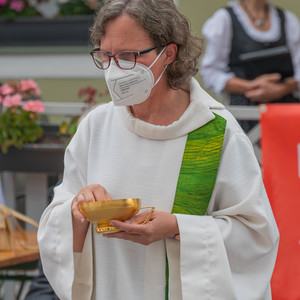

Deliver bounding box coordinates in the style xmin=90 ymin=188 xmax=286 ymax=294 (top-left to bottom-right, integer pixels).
xmin=90 ymin=46 xmax=163 ymax=70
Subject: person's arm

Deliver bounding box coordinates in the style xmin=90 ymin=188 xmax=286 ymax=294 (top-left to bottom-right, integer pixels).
xmin=38 ymin=115 xmax=93 ymax=299
xmin=224 ymin=77 xmax=253 ymax=95
xmin=225 ymin=73 xmax=298 ymax=102
xmin=200 ymin=9 xmax=235 ymax=96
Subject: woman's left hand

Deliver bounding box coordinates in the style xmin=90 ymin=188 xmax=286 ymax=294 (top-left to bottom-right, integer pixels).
xmin=104 ymin=210 xmax=179 ymax=245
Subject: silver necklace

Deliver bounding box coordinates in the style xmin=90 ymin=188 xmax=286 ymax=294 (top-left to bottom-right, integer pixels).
xmin=240 ymin=0 xmax=268 ymax=28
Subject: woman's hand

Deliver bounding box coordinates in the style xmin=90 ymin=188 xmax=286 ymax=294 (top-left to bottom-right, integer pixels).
xmin=72 ymin=184 xmax=112 ymax=224
xmin=225 ymin=74 xmax=296 ymax=102
xmin=72 ymin=184 xmax=112 ymax=252
xmin=246 ymin=74 xmax=297 ymax=102
xmin=104 ymin=210 xmax=179 ymax=245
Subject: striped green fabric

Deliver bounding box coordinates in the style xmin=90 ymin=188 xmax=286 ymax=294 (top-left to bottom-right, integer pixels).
xmin=165 ymin=113 xmax=226 ymax=299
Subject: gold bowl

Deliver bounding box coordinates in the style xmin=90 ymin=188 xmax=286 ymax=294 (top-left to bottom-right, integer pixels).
xmin=79 ymin=198 xmax=154 ymax=234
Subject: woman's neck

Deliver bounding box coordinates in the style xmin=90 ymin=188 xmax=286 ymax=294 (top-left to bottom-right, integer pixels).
xmin=239 ymin=0 xmax=270 ymax=30
xmin=242 ymin=0 xmax=267 ymax=11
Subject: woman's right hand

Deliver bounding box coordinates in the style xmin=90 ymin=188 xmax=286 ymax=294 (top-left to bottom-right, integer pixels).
xmin=72 ymin=184 xmax=112 ymax=223
xmin=72 ymin=184 xmax=112 ymax=252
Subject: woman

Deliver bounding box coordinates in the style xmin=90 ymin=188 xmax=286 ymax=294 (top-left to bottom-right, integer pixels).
xmin=201 ymin=0 xmax=300 ymax=132
xmin=38 ymin=0 xmax=279 ymax=299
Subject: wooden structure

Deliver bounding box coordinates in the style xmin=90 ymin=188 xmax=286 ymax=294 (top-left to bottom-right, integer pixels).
xmin=0 ymin=231 xmax=39 ymax=300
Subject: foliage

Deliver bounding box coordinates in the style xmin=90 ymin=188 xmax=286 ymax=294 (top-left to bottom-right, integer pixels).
xmin=59 ymin=115 xmax=79 ymax=137
xmin=58 ymin=0 xmax=96 ymax=16
xmin=0 ymin=0 xmax=39 ymax=19
xmin=0 ymin=79 xmax=44 ymax=153
xmin=0 ymin=0 xmax=101 ymax=20
xmin=58 ymin=86 xmax=108 ymax=138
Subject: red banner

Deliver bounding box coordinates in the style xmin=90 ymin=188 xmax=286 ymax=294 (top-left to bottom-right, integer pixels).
xmin=260 ymin=104 xmax=300 ymax=300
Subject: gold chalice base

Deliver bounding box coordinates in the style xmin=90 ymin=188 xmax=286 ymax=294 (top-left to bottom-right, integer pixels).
xmin=79 ymin=198 xmax=154 ymax=234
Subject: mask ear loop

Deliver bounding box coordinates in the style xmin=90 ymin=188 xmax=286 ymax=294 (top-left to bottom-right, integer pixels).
xmin=148 ymin=46 xmax=167 ymax=69
xmin=148 ymin=46 xmax=167 ymax=87
xmin=153 ymin=65 xmax=168 ymax=87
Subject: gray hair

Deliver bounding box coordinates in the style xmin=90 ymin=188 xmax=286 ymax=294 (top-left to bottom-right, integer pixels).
xmin=91 ymin=0 xmax=203 ymax=90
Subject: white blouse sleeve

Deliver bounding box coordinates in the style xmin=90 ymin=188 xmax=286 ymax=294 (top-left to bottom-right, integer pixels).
xmin=200 ymin=8 xmax=235 ymax=96
xmin=285 ymin=10 xmax=300 ymax=91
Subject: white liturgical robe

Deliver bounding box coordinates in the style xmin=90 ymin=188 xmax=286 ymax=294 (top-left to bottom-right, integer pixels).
xmin=38 ymin=78 xmax=279 ymax=300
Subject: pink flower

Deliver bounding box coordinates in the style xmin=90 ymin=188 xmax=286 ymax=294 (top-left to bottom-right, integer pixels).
xmin=3 ymin=94 xmax=22 ymax=107
xmin=0 ymin=0 xmax=8 ymax=6
xmin=23 ymin=100 xmax=45 ymax=113
xmin=19 ymin=79 xmax=41 ymax=95
xmin=0 ymin=83 xmax=15 ymax=96
xmin=9 ymin=0 xmax=25 ymax=12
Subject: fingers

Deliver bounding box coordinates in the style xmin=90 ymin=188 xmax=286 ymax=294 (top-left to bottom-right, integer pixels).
xmin=104 ymin=222 xmax=153 ymax=245
xmin=105 ymin=211 xmax=179 ymax=246
xmin=72 ymin=193 xmax=87 ymax=223
xmin=124 ymin=210 xmax=153 ymax=225
xmin=255 ymin=73 xmax=281 ymax=82
xmin=250 ymin=73 xmax=282 ymax=94
xmin=72 ymin=184 xmax=112 ymax=223
xmin=80 ymin=184 xmax=111 ymax=202
xmin=245 ymin=89 xmax=262 ymax=101
xmin=91 ymin=185 xmax=112 ymax=202
xmin=265 ymin=73 xmax=282 ymax=82
xmin=110 ymin=219 xmax=149 ymax=234
xmin=245 ymin=84 xmax=284 ymax=102
xmin=107 ymin=211 xmax=155 ymax=244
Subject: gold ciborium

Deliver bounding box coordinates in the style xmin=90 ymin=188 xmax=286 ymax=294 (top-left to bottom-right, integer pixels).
xmin=79 ymin=198 xmax=154 ymax=234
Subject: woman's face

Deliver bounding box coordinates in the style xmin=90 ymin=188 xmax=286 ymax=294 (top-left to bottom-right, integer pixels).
xmin=100 ymin=14 xmax=165 ymax=80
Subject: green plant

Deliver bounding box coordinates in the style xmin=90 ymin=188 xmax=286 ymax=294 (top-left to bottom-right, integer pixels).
xmin=0 ymin=79 xmax=44 ymax=153
xmin=58 ymin=115 xmax=79 ymax=137
xmin=0 ymin=0 xmax=102 ymax=20
xmin=58 ymin=0 xmax=96 ymax=16
xmin=0 ymin=0 xmax=38 ymax=19
xmin=58 ymin=85 xmax=108 ymax=138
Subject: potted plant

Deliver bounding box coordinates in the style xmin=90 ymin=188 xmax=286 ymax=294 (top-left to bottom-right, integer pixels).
xmin=0 ymin=80 xmax=107 ymax=173
xmin=0 ymin=79 xmax=45 ymax=153
xmin=58 ymin=85 xmax=108 ymax=138
xmin=0 ymin=0 xmax=102 ymax=46
xmin=0 ymin=79 xmax=67 ymax=173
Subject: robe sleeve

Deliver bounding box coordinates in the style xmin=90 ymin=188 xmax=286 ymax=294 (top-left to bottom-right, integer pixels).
xmin=37 ymin=116 xmax=94 ymax=300
xmin=175 ymin=131 xmax=279 ymax=300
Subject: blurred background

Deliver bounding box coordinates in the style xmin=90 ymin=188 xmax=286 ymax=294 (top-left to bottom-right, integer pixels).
xmin=1 ymin=0 xmax=298 ymax=104
xmin=0 ymin=1 xmax=299 ymax=299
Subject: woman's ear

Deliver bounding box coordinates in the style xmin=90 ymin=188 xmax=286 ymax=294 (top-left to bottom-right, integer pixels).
xmin=164 ymin=43 xmax=177 ymax=65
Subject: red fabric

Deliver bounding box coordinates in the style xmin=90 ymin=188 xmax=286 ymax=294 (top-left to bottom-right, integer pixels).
xmin=260 ymin=104 xmax=300 ymax=300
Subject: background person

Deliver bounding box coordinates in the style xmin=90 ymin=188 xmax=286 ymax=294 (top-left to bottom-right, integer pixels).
xmin=200 ymin=0 xmax=300 ymax=132
xmin=38 ymin=1 xmax=279 ymax=299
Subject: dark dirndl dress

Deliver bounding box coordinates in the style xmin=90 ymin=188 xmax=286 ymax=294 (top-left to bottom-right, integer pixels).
xmin=226 ymin=6 xmax=299 ymax=132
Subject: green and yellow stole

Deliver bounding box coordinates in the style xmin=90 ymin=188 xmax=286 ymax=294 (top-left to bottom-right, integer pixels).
xmin=165 ymin=113 xmax=226 ymax=299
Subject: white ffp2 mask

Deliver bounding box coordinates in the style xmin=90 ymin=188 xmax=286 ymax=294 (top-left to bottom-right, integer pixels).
xmin=104 ymin=47 xmax=166 ymax=106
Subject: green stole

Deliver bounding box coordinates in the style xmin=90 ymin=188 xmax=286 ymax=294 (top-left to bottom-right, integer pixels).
xmin=165 ymin=113 xmax=226 ymax=299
